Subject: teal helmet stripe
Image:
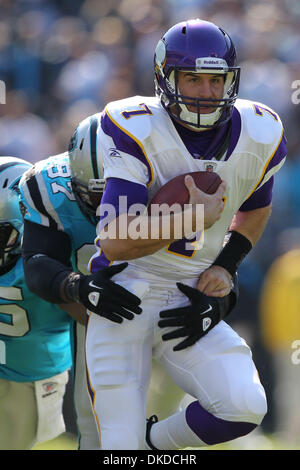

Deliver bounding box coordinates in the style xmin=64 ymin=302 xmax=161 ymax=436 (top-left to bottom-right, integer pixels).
xmin=0 ymin=161 xmax=31 ymax=191
xmin=0 ymin=161 xmax=26 ymax=175
xmin=90 ymin=117 xmax=99 ymax=179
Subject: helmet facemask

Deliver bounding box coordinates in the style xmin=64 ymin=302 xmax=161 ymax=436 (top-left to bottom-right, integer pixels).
xmin=71 ymin=177 xmax=105 ymax=226
xmin=156 ymin=62 xmax=240 ymax=130
xmin=0 ymin=222 xmax=20 ymax=268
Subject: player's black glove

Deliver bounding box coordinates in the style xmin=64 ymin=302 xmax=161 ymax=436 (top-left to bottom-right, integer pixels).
xmin=64 ymin=262 xmax=142 ymax=323
xmin=158 ymin=278 xmax=238 ymax=351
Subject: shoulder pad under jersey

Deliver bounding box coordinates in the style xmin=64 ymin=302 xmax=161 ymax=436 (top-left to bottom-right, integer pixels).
xmin=234 ymin=98 xmax=284 ymax=147
xmin=104 ymin=96 xmax=161 ymax=142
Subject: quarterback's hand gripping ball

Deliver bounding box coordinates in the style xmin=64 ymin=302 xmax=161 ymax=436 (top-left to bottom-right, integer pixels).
xmin=148 ymin=170 xmax=222 ymax=211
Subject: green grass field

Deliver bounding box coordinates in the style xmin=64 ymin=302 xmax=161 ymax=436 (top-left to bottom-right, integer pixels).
xmin=32 ymin=433 xmax=78 ymax=450
xmin=32 ymin=432 xmax=300 ymax=451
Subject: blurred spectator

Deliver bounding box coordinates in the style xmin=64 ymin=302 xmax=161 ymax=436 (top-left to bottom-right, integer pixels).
xmin=0 ymin=90 xmax=56 ymax=162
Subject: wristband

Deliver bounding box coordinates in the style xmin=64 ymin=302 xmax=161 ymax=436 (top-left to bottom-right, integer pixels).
xmin=212 ymin=231 xmax=252 ymax=276
xmin=61 ymin=272 xmax=81 ymax=302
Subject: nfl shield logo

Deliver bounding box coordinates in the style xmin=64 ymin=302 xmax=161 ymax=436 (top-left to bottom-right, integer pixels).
xmin=42 ymin=382 xmax=57 ymax=393
xmin=204 ymin=162 xmax=217 ymax=172
xmin=202 ymin=317 xmax=212 ymax=331
xmin=88 ymin=292 xmax=100 ymax=306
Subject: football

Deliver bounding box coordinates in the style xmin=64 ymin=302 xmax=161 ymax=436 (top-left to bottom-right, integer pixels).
xmin=148 ymin=171 xmax=222 ymax=212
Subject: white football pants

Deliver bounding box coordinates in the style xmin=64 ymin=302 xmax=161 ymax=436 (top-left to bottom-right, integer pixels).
xmin=0 ymin=370 xmax=68 ymax=450
xmin=85 ymin=269 xmax=267 ymax=450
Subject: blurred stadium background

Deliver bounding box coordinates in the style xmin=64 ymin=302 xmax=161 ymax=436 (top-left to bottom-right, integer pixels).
xmin=2 ymin=0 xmax=300 ymax=450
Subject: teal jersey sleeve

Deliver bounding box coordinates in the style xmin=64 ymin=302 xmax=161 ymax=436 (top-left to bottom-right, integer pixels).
xmin=0 ymin=258 xmax=72 ymax=382
xmin=19 ymin=153 xmax=97 ymax=274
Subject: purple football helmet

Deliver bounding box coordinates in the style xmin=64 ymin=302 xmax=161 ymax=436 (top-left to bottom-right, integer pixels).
xmin=154 ymin=19 xmax=240 ymax=129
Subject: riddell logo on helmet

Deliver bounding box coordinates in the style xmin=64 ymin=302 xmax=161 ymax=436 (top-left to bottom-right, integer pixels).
xmin=196 ymin=58 xmax=228 ymax=70
xmin=204 ymin=60 xmax=220 ymax=64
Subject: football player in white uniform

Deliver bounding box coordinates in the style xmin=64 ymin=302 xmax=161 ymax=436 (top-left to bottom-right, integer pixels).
xmin=83 ymin=19 xmax=287 ymax=449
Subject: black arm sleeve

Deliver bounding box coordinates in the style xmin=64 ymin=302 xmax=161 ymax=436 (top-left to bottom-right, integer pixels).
xmin=22 ymin=219 xmax=75 ymax=303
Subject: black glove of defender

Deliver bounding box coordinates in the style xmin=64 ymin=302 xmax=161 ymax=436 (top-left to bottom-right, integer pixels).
xmin=64 ymin=262 xmax=142 ymax=323
xmin=158 ymin=281 xmax=237 ymax=351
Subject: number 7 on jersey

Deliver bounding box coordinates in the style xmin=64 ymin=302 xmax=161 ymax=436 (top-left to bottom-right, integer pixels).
xmin=122 ymin=103 xmax=153 ymax=119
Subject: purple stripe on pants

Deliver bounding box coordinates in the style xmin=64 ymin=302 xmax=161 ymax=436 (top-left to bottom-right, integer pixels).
xmin=186 ymin=400 xmax=257 ymax=445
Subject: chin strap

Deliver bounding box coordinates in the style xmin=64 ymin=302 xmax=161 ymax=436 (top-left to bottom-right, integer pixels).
xmin=179 ymin=104 xmax=222 ymax=129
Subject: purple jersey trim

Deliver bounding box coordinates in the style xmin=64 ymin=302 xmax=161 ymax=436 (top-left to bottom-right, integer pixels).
xmin=100 ymin=177 xmax=148 ymax=217
xmin=90 ymin=178 xmax=148 ymax=273
xmin=172 ymin=118 xmax=223 ymax=159
xmin=240 ymin=131 xmax=287 ymax=211
xmin=239 ymin=176 xmax=274 ymax=211
xmin=172 ymin=107 xmax=241 ymax=161
xmin=101 ymin=110 xmax=153 ymax=185
xmin=226 ymin=107 xmax=242 ymax=160
xmin=90 ymin=251 xmax=111 ymax=273
xmin=263 ymin=131 xmax=287 ymax=175
xmin=186 ymin=400 xmax=257 ymax=445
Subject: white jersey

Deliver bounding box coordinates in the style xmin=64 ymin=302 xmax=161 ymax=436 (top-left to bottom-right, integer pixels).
xmin=95 ymin=95 xmax=286 ymax=279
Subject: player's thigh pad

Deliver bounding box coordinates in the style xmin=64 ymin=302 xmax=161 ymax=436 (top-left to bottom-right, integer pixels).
xmin=85 ymin=310 xmax=154 ymax=449
xmin=86 ymin=308 xmax=153 ymax=388
xmin=34 ymin=370 xmax=69 ymax=444
xmin=85 ymin=276 xmax=167 ymax=389
xmin=85 ymin=281 xmax=171 ymax=449
xmin=155 ymin=320 xmax=267 ymax=425
xmin=0 ymin=378 xmax=37 ymax=450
